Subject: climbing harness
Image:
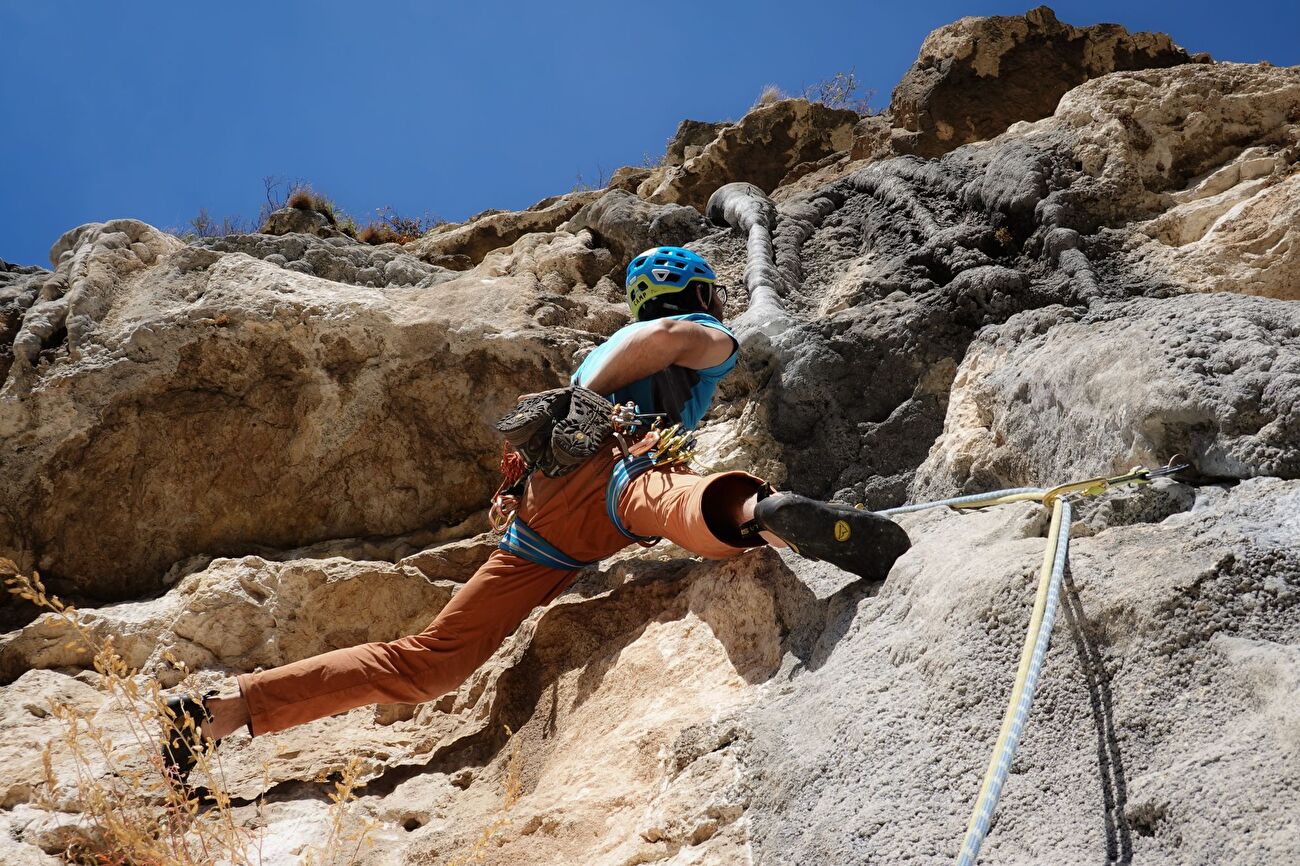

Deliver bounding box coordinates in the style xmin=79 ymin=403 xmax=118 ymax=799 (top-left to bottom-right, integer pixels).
xmin=490 ymin=386 xmax=626 ymax=532
xmin=604 ymin=407 xmax=700 ymax=547
xmin=878 ymin=459 xmax=1187 ymax=866
xmin=493 ymin=394 xmax=692 ymax=561
xmin=498 ymin=517 xmax=598 ymax=571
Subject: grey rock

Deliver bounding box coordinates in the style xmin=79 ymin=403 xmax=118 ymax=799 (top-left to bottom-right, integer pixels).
xmin=196 ymin=232 xmax=455 ymax=288
xmin=563 ymin=189 xmax=710 ymax=263
xmin=914 ymin=293 xmax=1300 ymax=497
xmin=742 ymin=477 xmax=1300 ymax=865
xmin=260 ymin=205 xmax=343 ymax=238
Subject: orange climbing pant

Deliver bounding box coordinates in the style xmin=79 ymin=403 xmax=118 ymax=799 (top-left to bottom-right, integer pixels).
xmin=237 ymin=445 xmax=765 ymax=735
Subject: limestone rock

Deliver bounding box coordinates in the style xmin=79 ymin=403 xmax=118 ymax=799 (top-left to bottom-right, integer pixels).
xmin=607 ymin=165 xmax=653 ymax=192
xmin=1055 ymin=63 xmax=1300 ymax=226
xmin=0 ymin=219 xmax=611 ymax=602
xmin=741 ymin=477 xmax=1300 ymax=865
xmin=3 ymin=14 xmax=1300 ymax=866
xmin=406 ymin=189 xmax=603 ymax=270
xmin=196 ymin=230 xmax=455 ymax=287
xmin=889 ymin=5 xmax=1194 ymax=157
xmin=638 ymin=99 xmax=859 ymax=211
xmin=0 ymin=807 xmax=63 ymax=865
xmin=0 ymin=555 xmax=460 ymax=686
xmin=562 ymin=189 xmax=711 ymax=262
xmin=259 ymin=205 xmax=344 ymax=238
xmin=0 ymin=669 xmax=133 ymax=814
xmin=725 ymin=61 xmax=1300 ymax=507
xmin=663 ymin=118 xmax=728 ymax=166
xmin=913 ymin=293 xmax=1300 ymax=497
xmin=0 ymin=259 xmax=48 ymax=385
xmin=1127 ymin=143 xmax=1300 ymax=299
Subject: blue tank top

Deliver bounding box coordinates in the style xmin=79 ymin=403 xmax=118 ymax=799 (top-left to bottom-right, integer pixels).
xmin=570 ymin=313 xmax=738 ymax=431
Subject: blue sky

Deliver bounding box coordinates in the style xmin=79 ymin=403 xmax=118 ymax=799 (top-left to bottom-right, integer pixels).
xmin=2 ymin=1 xmax=1297 ymax=267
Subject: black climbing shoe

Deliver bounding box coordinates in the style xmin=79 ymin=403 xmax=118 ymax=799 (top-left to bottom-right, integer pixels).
xmin=753 ymin=494 xmax=910 ymax=581
xmin=161 ymin=691 xmax=219 ymax=783
xmin=549 ymin=387 xmax=615 ymax=471
xmin=494 ymin=387 xmax=570 ymax=448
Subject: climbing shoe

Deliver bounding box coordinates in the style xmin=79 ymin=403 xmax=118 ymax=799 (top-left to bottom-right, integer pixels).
xmin=494 ymin=387 xmax=570 ymax=449
xmin=549 ymin=387 xmax=615 ymax=472
xmin=751 ymin=494 xmax=910 ymax=581
xmin=161 ymin=691 xmax=219 ymax=783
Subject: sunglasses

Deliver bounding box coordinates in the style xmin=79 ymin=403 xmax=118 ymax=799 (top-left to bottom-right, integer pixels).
xmin=692 ymin=281 xmax=727 ymax=309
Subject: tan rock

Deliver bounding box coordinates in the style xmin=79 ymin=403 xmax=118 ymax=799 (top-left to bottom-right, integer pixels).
xmin=0 ymin=555 xmax=460 ymax=686
xmin=889 ymin=5 xmax=1194 ymax=157
xmin=1054 ymin=62 xmax=1300 ymax=224
xmin=259 ymin=205 xmax=345 ymax=238
xmin=638 ymin=98 xmax=858 ymax=211
xmin=0 ymin=220 xmax=608 ymax=602
xmin=1129 ymin=144 xmax=1300 ymax=299
xmin=406 ymin=189 xmax=603 ymax=269
xmin=0 ymin=669 xmax=138 ymax=813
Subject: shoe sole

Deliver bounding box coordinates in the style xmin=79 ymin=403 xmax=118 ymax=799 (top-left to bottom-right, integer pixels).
xmin=755 ymin=494 xmax=911 ymax=581
xmin=550 ymin=387 xmax=613 ymax=468
xmin=495 ymin=388 xmax=570 ymax=447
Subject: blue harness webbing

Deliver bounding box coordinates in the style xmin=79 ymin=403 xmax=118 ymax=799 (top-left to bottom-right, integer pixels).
xmin=498 ymin=517 xmax=596 ymax=571
xmin=606 ymin=454 xmax=660 ymax=543
xmin=499 ymin=454 xmax=663 ymax=569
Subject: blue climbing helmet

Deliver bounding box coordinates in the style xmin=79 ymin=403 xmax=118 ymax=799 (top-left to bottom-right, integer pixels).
xmin=625 ymin=246 xmax=717 ymax=321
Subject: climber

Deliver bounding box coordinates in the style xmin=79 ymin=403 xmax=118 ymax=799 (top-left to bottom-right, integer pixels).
xmin=160 ymin=246 xmax=911 ymax=780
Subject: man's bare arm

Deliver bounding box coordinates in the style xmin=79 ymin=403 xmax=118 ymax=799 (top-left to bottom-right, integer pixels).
xmin=580 ymin=319 xmax=735 ymax=395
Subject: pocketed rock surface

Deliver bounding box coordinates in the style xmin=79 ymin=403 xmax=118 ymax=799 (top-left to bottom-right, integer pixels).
xmin=1 ymin=7 xmax=1298 ymax=865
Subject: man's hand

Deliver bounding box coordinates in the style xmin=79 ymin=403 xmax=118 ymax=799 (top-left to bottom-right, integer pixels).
xmin=580 ymin=319 xmax=735 ymax=395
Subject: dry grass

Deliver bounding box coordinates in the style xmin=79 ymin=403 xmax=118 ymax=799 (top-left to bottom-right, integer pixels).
xmin=753 ymin=83 xmax=786 ymax=108
xmin=301 ymin=759 xmax=379 ymax=866
xmin=802 ymin=69 xmax=875 ymax=115
xmin=357 ymin=223 xmax=399 ymax=245
xmin=287 ymin=189 xmax=316 ymax=211
xmin=4 ymin=567 xmax=374 ymax=865
xmin=287 ymin=188 xmax=340 ymax=225
xmin=357 ymin=207 xmax=445 ymax=245
xmin=443 ymin=727 xmax=524 ymax=866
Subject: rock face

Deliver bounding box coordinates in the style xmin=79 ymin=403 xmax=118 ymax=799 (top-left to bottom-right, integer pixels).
xmin=890 ymin=5 xmax=1195 ymax=157
xmin=562 ymin=189 xmax=711 ymax=261
xmin=743 ymin=478 xmax=1300 ymax=865
xmin=406 ymin=190 xmax=602 ymax=270
xmin=0 ymin=219 xmax=611 ymax=603
xmin=0 ymin=260 xmax=49 ymax=384
xmin=720 ymin=61 xmax=1300 ymax=509
xmin=259 ymin=205 xmax=344 ymax=238
xmin=196 ymin=230 xmax=454 ymax=287
xmin=914 ymin=293 xmax=1300 ymax=497
xmin=0 ymin=555 xmax=463 ymax=686
xmin=2 ymin=9 xmax=1299 ymax=866
xmin=638 ymin=98 xmax=859 ymax=211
